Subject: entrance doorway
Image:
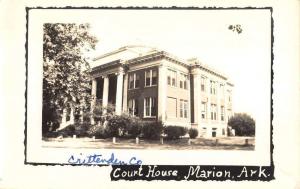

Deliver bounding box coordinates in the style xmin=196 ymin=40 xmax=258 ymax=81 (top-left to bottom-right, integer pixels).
xmin=212 ymin=128 xmax=217 ymax=137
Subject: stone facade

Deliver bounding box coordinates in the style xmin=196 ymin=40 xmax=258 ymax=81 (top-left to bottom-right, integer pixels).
xmin=70 ymin=46 xmax=233 ymax=137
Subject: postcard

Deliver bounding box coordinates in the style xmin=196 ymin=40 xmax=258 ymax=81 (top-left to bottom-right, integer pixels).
xmin=0 ymin=0 xmax=299 ymax=188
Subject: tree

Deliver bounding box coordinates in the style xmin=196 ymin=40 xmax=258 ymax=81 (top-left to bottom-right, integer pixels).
xmin=42 ymin=23 xmax=98 ymax=134
xmin=228 ymin=113 xmax=255 ymax=136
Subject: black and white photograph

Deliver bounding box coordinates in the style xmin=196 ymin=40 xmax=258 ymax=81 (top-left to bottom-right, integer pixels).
xmin=41 ymin=12 xmax=259 ymax=151
xmin=1 ymin=0 xmax=300 ymax=188
xmin=25 ymin=7 xmax=272 ymax=168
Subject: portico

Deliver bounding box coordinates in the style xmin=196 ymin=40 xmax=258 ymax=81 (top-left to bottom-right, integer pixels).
xmin=90 ymin=65 xmax=125 ymax=123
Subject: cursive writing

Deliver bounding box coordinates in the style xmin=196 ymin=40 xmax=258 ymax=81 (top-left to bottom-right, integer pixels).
xmin=68 ymin=153 xmax=142 ymax=165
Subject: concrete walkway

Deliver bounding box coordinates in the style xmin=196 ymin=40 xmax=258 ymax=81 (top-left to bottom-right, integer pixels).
xmin=42 ymin=137 xmax=255 ymax=150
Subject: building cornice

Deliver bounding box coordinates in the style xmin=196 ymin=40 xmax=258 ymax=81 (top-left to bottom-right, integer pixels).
xmin=92 ymin=47 xmax=232 ymax=84
xmin=226 ymin=81 xmax=234 ymax=87
xmin=126 ymin=51 xmax=189 ymax=68
xmin=93 ymin=48 xmax=126 ymax=61
xmin=90 ymin=59 xmax=121 ymax=74
xmin=93 ymin=45 xmax=157 ymax=61
xmin=191 ymin=64 xmax=227 ymax=80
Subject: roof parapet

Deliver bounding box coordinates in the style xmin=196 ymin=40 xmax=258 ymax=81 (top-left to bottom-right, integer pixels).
xmin=188 ymin=57 xmax=229 ymax=80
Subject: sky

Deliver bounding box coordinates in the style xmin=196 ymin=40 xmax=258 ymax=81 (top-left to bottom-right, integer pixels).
xmin=85 ymin=9 xmax=271 ymax=125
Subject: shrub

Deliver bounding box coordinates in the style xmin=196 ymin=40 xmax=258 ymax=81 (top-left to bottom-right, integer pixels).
xmin=106 ymin=114 xmax=131 ymax=137
xmin=92 ymin=105 xmax=104 ymax=124
xmin=87 ymin=124 xmax=109 ymax=138
xmin=228 ymin=113 xmax=255 ymax=136
xmin=56 ymin=124 xmax=75 ymax=137
xmin=141 ymin=121 xmax=164 ymax=140
xmin=92 ymin=102 xmax=116 ymax=125
xmin=43 ymin=131 xmax=60 ymax=138
xmin=127 ymin=117 xmax=143 ymax=137
xmin=74 ymin=122 xmax=90 ymax=137
xmin=188 ymin=128 xmax=199 ymax=139
xmin=82 ymin=112 xmax=92 ymax=123
xmin=164 ymin=126 xmax=188 ymax=140
xmin=54 ymin=123 xmax=91 ymax=137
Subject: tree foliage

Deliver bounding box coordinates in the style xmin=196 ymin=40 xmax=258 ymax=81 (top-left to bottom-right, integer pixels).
xmin=228 ymin=113 xmax=255 ymax=136
xmin=42 ymin=23 xmax=98 ymax=134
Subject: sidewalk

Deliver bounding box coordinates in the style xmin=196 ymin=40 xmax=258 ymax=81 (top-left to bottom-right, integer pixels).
xmin=42 ymin=137 xmax=255 ymax=150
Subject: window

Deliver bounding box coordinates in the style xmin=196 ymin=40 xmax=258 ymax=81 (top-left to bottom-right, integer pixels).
xmin=145 ymin=70 xmax=151 ymax=86
xmin=211 ymin=104 xmax=217 ymax=120
xmin=227 ymin=90 xmax=232 ymax=102
xmin=129 ymin=73 xmax=140 ymax=89
xmin=180 ymin=99 xmax=188 ymax=118
xmin=167 ymin=97 xmax=177 ymax=117
xmin=227 ymin=109 xmax=232 ymax=121
xmin=151 ymin=97 xmax=156 ymax=116
xmin=210 ymin=80 xmax=217 ymax=95
xmin=129 ymin=74 xmax=134 ymax=89
xmin=212 ymin=128 xmax=217 ymax=137
xmin=179 ymin=73 xmax=188 ymax=89
xmin=145 ymin=69 xmax=157 ymax=87
xmin=167 ymin=69 xmax=177 ymax=87
xmin=201 ymin=76 xmax=206 ymax=92
xmin=202 ymin=127 xmax=207 ymax=136
xmin=201 ymin=102 xmax=207 ymax=119
xmin=220 ymin=83 xmax=225 ymax=98
xmin=128 ymin=99 xmax=138 ymax=116
xmin=221 ymin=106 xmax=225 ymax=121
xmin=144 ymin=97 xmax=156 ymax=117
xmin=184 ymin=101 xmax=188 ymax=118
xmin=152 ymin=70 xmax=157 ymax=85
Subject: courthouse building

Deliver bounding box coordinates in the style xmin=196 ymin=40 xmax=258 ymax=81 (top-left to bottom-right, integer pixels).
xmin=88 ymin=45 xmax=233 ymax=137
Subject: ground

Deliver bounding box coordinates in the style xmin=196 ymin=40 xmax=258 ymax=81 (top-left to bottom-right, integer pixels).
xmin=42 ymin=136 xmax=255 ymax=150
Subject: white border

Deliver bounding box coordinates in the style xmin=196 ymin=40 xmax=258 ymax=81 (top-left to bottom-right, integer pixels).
xmin=26 ymin=8 xmax=271 ymax=166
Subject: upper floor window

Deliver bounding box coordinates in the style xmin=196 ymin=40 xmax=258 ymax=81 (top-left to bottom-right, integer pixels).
xmin=167 ymin=69 xmax=177 ymax=87
xmin=211 ymin=104 xmax=217 ymax=120
xmin=210 ymin=80 xmax=217 ymax=95
xmin=201 ymin=76 xmax=206 ymax=92
xmin=129 ymin=73 xmax=140 ymax=89
xmin=221 ymin=106 xmax=225 ymax=121
xmin=145 ymin=69 xmax=157 ymax=87
xmin=220 ymin=83 xmax=225 ymax=97
xmin=144 ymin=97 xmax=156 ymax=117
xmin=179 ymin=73 xmax=188 ymax=89
xmin=227 ymin=90 xmax=232 ymax=102
xmin=201 ymin=102 xmax=207 ymax=119
xmin=180 ymin=99 xmax=188 ymax=118
xmin=128 ymin=99 xmax=138 ymax=116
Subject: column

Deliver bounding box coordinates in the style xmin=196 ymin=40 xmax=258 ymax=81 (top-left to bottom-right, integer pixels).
xmin=102 ymin=75 xmax=109 ymax=113
xmin=158 ymin=64 xmax=167 ymax=122
xmin=187 ymin=73 xmax=191 ymax=127
xmin=217 ymin=81 xmax=222 ymax=137
xmin=115 ymin=71 xmax=124 ymax=115
xmin=207 ymin=78 xmax=212 ymax=137
xmin=79 ymin=99 xmax=84 ymax=123
xmin=69 ymin=107 xmax=74 ymax=125
xmin=122 ymin=73 xmax=128 ymax=112
xmin=192 ymin=73 xmax=200 ymax=125
xmin=90 ymin=78 xmax=97 ymax=124
xmin=80 ymin=107 xmax=84 ymax=123
xmin=60 ymin=108 xmax=67 ymax=129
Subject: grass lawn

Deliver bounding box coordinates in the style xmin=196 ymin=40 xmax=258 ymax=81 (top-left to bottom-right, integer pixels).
xmin=42 ymin=136 xmax=255 ymax=150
